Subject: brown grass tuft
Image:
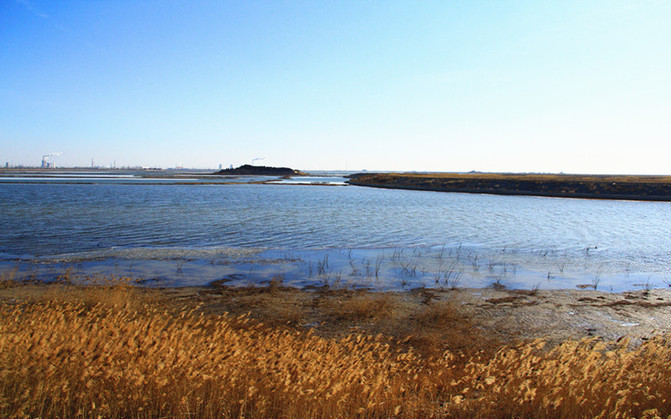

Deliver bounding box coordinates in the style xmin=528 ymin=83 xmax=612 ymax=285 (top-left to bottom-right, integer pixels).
xmin=0 ymin=268 xmax=20 ymax=289
xmin=322 ymin=291 xmax=397 ymax=322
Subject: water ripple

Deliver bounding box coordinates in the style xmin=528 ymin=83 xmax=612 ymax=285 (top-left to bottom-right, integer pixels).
xmin=1 ymin=183 xmax=670 ymax=276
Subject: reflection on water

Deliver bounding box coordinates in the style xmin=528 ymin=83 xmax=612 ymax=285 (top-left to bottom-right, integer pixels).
xmin=1 ymin=180 xmax=670 ymax=291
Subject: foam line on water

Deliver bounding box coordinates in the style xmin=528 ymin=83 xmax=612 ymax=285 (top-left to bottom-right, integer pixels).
xmin=39 ymin=247 xmax=263 ymax=262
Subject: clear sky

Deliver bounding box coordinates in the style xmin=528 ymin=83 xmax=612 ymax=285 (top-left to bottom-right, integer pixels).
xmin=1 ymin=1 xmax=670 ymax=173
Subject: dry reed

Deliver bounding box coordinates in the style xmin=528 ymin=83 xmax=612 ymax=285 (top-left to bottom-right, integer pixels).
xmin=1 ymin=283 xmax=670 ymax=417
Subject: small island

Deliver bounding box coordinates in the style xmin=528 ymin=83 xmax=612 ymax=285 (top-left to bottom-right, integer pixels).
xmin=214 ymin=164 xmax=305 ymax=176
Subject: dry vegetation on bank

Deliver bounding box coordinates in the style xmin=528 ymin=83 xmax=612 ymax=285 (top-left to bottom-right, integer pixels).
xmin=353 ymin=172 xmax=671 ymax=183
xmin=348 ymin=172 xmax=671 ymax=201
xmin=1 ymin=278 xmax=671 ymax=417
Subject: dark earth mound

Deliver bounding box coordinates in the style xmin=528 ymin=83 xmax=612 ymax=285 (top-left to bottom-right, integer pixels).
xmin=214 ymin=164 xmax=304 ymax=176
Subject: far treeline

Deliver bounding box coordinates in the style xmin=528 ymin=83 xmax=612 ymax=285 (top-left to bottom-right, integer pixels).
xmin=347 ymin=172 xmax=671 ymax=201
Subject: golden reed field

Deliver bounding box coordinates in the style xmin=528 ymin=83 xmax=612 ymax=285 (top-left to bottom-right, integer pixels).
xmin=1 ymin=278 xmax=670 ymax=418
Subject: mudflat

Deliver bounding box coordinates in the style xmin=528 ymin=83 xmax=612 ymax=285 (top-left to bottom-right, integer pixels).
xmin=129 ymin=284 xmax=671 ymax=345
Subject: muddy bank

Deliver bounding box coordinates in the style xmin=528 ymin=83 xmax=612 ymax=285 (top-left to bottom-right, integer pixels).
xmin=174 ymin=285 xmax=671 ymax=346
xmin=348 ymin=172 xmax=671 ymax=201
xmin=4 ymin=280 xmax=670 ymax=347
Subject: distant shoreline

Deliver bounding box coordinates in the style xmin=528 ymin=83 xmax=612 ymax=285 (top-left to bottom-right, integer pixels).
xmin=347 ymin=172 xmax=671 ymax=202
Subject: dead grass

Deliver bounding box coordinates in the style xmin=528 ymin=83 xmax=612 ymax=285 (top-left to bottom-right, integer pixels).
xmin=1 ymin=282 xmax=671 ymax=417
xmin=349 ymin=172 xmax=671 ymax=201
xmin=355 ymin=172 xmax=671 ymax=184
xmin=0 ymin=268 xmax=20 ymax=290
xmin=320 ymin=291 xmax=397 ymax=322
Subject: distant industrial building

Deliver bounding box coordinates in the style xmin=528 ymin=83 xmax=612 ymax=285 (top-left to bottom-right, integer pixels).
xmin=41 ymin=153 xmax=61 ymax=168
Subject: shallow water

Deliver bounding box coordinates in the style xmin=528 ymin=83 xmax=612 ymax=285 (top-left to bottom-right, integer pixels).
xmin=1 ymin=176 xmax=670 ymax=291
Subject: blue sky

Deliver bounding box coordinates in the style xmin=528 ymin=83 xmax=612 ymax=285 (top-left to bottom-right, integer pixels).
xmin=1 ymin=1 xmax=670 ymax=173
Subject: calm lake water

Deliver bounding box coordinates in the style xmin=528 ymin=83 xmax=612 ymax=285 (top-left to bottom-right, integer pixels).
xmin=1 ymin=176 xmax=670 ymax=291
